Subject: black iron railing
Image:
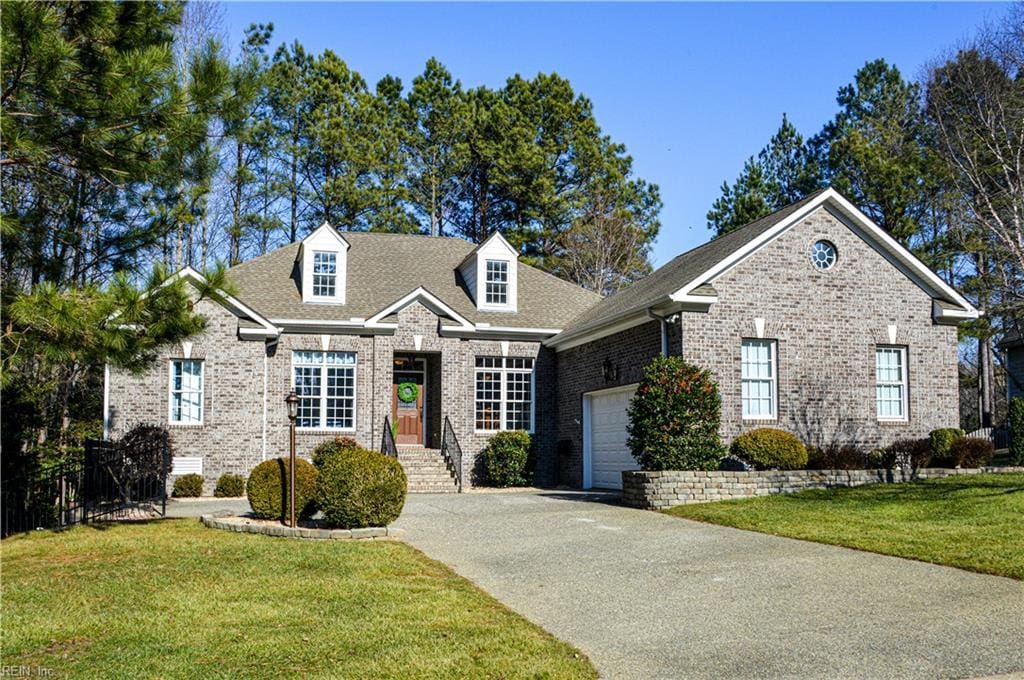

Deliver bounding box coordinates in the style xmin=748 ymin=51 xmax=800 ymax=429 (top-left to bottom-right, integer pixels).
xmin=381 ymin=416 xmax=398 ymax=458
xmin=440 ymin=416 xmax=463 ymax=492
xmin=2 ymin=426 xmax=170 ymax=538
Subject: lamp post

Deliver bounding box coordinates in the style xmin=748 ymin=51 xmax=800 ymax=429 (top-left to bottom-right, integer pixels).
xmin=285 ymin=391 xmax=299 ymax=528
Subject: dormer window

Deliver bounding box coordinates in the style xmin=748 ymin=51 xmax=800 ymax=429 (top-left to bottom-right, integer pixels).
xmin=312 ymin=251 xmax=337 ymax=297
xmin=300 ymin=222 xmax=348 ymax=304
xmin=458 ymin=231 xmax=518 ymax=312
xmin=485 ymin=260 xmax=508 ymax=305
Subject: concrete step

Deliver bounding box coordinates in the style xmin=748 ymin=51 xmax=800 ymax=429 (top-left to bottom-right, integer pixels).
xmin=405 ymin=473 xmax=456 ymax=482
xmin=400 ymin=462 xmax=454 ymax=471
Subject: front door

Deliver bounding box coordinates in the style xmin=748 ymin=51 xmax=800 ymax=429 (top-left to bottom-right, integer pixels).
xmin=392 ymin=357 xmax=425 ymax=446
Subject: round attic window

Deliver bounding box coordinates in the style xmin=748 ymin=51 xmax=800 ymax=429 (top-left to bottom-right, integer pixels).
xmin=810 ymin=240 xmax=837 ymax=271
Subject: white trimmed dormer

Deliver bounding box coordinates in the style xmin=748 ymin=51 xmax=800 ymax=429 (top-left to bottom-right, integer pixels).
xmin=458 ymin=231 xmax=518 ymax=312
xmin=300 ymin=222 xmax=349 ymax=304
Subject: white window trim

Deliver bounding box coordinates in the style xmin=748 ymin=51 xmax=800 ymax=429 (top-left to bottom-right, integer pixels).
xmin=741 ymin=339 xmax=777 ymax=421
xmin=477 ymin=257 xmax=516 ymax=312
xmin=292 ymin=351 xmax=358 ymax=432
xmin=474 ymin=357 xmax=536 ymax=434
xmin=484 ymin=259 xmax=509 ymax=306
xmin=168 ymin=359 xmax=204 ymax=426
xmin=311 ymin=250 xmax=338 ymax=299
xmin=875 ymin=345 xmax=909 ymax=422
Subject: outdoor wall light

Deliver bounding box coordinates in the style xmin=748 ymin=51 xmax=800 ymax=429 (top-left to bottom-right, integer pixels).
xmin=602 ymin=358 xmax=619 ymax=383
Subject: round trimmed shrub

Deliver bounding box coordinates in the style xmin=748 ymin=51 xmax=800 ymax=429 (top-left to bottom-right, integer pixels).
xmin=627 ymin=356 xmax=724 ymax=471
xmin=172 ymin=474 xmax=203 ymax=497
xmin=311 ymin=436 xmax=360 ymax=469
xmin=246 ymin=458 xmax=318 ymax=520
xmin=214 ymin=473 xmax=246 ymax=498
xmin=928 ymin=428 xmax=965 ymax=465
xmin=483 ymin=430 xmax=532 ymax=487
xmin=315 ymin=447 xmax=407 ymax=529
xmin=948 ymin=437 xmax=994 ymax=468
xmin=731 ymin=428 xmax=807 ymax=470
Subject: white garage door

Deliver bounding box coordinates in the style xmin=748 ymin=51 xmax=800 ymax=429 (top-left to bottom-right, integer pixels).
xmin=585 ymin=385 xmax=638 ymax=490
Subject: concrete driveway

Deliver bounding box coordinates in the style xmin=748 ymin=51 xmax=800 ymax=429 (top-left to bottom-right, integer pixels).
xmin=394 ymin=490 xmax=1024 ymax=680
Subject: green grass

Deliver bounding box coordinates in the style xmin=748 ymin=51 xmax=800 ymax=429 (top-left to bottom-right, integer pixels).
xmin=666 ymin=473 xmax=1024 ymax=580
xmin=0 ymin=520 xmax=596 ymax=679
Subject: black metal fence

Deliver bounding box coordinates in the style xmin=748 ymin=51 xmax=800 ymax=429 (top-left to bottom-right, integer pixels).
xmin=2 ymin=425 xmax=170 ymax=538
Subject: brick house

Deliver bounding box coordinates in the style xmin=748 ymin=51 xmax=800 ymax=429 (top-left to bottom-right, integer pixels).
xmin=105 ymin=188 xmax=978 ymax=493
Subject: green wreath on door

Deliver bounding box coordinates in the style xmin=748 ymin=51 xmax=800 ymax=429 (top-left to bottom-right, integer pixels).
xmin=397 ymin=382 xmax=419 ymax=404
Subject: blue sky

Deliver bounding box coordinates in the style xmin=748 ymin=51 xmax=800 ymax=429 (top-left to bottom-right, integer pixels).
xmin=222 ymin=2 xmax=998 ymax=266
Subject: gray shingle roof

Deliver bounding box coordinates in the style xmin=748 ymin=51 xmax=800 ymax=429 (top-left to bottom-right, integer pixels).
xmin=227 ymin=231 xmax=601 ymax=330
xmin=558 ymin=190 xmax=829 ymax=339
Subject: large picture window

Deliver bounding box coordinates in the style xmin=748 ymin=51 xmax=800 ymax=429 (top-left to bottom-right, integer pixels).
xmin=475 ymin=357 xmax=534 ymax=431
xmin=741 ymin=339 xmax=776 ymax=419
xmin=876 ymin=346 xmax=908 ymax=420
xmin=484 ymin=260 xmax=508 ymax=305
xmin=312 ymin=251 xmax=337 ymax=297
xmin=169 ymin=359 xmax=204 ymax=424
xmin=293 ymin=351 xmax=356 ymax=429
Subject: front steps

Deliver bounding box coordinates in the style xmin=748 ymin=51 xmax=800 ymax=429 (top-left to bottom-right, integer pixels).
xmin=396 ymin=446 xmax=460 ymax=493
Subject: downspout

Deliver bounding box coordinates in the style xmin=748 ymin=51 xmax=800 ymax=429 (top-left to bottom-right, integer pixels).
xmin=262 ymin=334 xmax=280 ymax=462
xmin=647 ymin=309 xmax=669 ymax=357
xmin=102 ymin=363 xmax=111 ymax=440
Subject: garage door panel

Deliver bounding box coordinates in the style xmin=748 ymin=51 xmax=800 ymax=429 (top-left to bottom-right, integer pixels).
xmin=587 ymin=386 xmax=638 ymax=490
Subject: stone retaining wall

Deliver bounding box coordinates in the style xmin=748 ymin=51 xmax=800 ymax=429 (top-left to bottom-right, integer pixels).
xmin=622 ymin=466 xmax=1024 ymax=510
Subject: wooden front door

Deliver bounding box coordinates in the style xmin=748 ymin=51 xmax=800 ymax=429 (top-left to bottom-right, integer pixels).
xmin=392 ymin=367 xmax=425 ymax=445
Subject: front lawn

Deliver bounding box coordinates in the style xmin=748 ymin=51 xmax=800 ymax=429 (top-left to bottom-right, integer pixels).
xmin=1 ymin=521 xmax=595 ymax=679
xmin=665 ymin=473 xmax=1024 ymax=580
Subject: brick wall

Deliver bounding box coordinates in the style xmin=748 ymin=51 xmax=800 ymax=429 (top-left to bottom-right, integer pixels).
xmin=682 ymin=206 xmax=959 ymax=449
xmin=555 ymin=320 xmax=662 ymax=486
xmin=109 ymin=297 xmax=555 ymax=493
xmin=623 ymin=466 xmax=1024 ymax=510
xmin=556 ymin=205 xmax=962 ymax=487
xmin=108 ymin=296 xmax=266 ymax=495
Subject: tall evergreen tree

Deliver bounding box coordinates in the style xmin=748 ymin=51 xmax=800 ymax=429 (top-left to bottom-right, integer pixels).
xmin=266 ymin=41 xmax=314 ymax=241
xmin=407 ymin=59 xmax=466 ymax=237
xmin=815 ymin=59 xmax=933 ymax=245
xmin=707 ymin=115 xmax=821 ymax=237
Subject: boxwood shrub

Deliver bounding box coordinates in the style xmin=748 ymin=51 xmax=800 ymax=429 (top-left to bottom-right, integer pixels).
xmin=315 ymin=447 xmax=407 ymax=529
xmin=311 ymin=436 xmax=360 ymax=469
xmin=483 ymin=430 xmax=532 ymax=487
xmin=172 ymin=473 xmax=203 ymax=498
xmin=627 ymin=356 xmax=724 ymax=471
xmin=731 ymin=428 xmax=807 ymax=470
xmin=948 ymin=437 xmax=994 ymax=468
xmin=928 ymin=427 xmax=965 ymax=466
xmin=214 ymin=473 xmax=246 ymax=498
xmin=246 ymin=458 xmax=318 ymax=520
